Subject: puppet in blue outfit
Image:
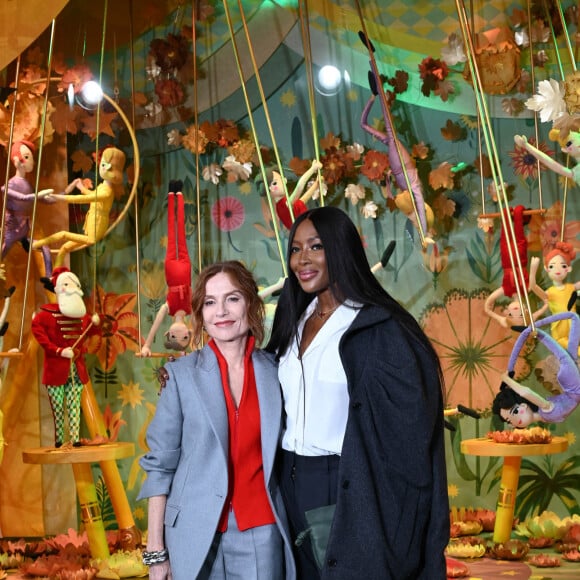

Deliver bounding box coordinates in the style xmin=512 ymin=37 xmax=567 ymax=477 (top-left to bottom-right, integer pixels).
xmin=492 ymin=311 xmax=580 ymax=427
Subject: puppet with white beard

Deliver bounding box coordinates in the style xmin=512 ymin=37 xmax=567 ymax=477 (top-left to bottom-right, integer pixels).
xmin=31 ymin=267 xmax=100 ymax=447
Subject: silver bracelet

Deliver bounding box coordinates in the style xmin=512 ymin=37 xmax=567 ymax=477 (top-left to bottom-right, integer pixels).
xmin=142 ymin=548 xmax=169 ymax=566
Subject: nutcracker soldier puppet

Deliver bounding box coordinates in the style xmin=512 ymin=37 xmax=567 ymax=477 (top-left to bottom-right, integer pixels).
xmin=31 ymin=267 xmax=100 ymax=447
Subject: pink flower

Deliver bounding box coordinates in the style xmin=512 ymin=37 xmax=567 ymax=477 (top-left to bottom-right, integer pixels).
xmin=211 ymin=197 xmax=245 ymax=232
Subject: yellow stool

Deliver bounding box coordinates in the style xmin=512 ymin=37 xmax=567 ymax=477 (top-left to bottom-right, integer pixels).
xmin=461 ymin=437 xmax=568 ymax=543
xmin=22 ymin=442 xmax=135 ymax=559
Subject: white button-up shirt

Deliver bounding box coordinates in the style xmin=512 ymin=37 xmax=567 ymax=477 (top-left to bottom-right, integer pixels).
xmin=279 ymin=299 xmax=360 ymax=456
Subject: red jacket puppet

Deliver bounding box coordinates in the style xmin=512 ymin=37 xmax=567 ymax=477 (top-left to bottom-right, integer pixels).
xmin=31 ymin=267 xmax=99 ymax=447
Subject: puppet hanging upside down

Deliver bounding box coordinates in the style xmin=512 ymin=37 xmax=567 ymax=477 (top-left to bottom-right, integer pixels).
xmin=32 ymin=147 xmax=126 ymax=267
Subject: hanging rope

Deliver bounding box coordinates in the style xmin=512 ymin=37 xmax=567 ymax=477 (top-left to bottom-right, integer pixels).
xmin=22 ymin=20 xmax=57 ymax=351
xmin=353 ymin=0 xmax=428 ymax=247
xmin=297 ymin=0 xmax=324 ymax=203
xmin=192 ymin=1 xmax=203 ymax=274
xmin=456 ymin=0 xmax=535 ymax=329
xmin=222 ymin=0 xmax=287 ymax=277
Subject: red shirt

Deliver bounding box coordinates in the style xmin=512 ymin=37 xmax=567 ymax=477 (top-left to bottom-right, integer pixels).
xmin=209 ymin=336 xmax=276 ymax=531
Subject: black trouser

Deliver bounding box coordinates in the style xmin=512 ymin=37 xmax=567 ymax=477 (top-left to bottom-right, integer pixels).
xmin=277 ymin=449 xmax=340 ymax=580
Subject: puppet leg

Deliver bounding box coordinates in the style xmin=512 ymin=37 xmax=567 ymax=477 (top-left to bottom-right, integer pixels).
xmin=65 ymin=368 xmax=84 ymax=445
xmin=176 ymin=192 xmax=189 ymax=263
xmin=167 ymin=192 xmax=176 ymax=263
xmin=46 ymin=384 xmax=66 ymax=446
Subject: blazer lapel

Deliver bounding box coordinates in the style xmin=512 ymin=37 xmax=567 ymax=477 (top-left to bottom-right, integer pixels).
xmin=191 ymin=347 xmax=229 ymax=457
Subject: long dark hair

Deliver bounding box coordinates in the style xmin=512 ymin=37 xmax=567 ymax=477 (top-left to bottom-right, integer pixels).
xmin=265 ymin=206 xmax=442 ymax=375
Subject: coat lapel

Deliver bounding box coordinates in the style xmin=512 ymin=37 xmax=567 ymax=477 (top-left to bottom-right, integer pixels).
xmin=253 ymin=351 xmax=280 ymax=482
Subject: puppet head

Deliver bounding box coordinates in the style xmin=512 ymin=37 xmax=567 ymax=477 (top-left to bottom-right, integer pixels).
xmin=98 ymin=146 xmax=126 ymax=185
xmin=11 ymin=140 xmax=36 ymax=174
xmin=54 ymin=268 xmax=86 ymax=318
xmin=544 ymin=241 xmax=576 ymax=285
xmin=549 ymin=129 xmax=580 ymax=158
xmin=492 ymin=379 xmax=538 ymax=428
xmin=269 ymin=170 xmax=287 ymax=202
xmin=164 ymin=320 xmax=192 ymax=352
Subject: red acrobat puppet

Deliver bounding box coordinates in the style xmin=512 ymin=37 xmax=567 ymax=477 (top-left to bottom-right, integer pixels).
xmin=484 ymin=205 xmax=547 ymax=328
xmin=141 ymin=180 xmax=193 ymax=356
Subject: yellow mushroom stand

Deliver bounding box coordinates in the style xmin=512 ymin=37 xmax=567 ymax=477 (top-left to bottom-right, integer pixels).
xmin=461 ymin=436 xmax=568 ymax=542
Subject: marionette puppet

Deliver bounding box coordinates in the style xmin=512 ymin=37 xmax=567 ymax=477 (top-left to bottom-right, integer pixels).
xmin=492 ymin=311 xmax=580 ymax=428
xmin=267 ymin=159 xmax=323 ymax=229
xmin=32 ymin=146 xmax=126 ymax=268
xmin=528 ymin=241 xmax=580 ymax=351
xmin=31 ymin=267 xmax=100 ymax=447
xmin=1 ymin=140 xmax=56 ymax=278
xmin=140 ymin=181 xmax=193 ymax=357
xmin=359 ymin=32 xmax=433 ymax=245
xmin=484 ymin=205 xmax=548 ymax=329
xmin=514 ymin=130 xmax=580 ymax=186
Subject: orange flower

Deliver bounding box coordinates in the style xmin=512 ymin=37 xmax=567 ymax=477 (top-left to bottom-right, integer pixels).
xmin=84 ymin=286 xmax=141 ymax=371
xmin=102 ymin=404 xmax=127 ymax=442
xmin=360 ymin=150 xmax=390 ymax=182
xmin=526 ymin=200 xmax=580 ymax=254
xmin=420 ymin=289 xmax=532 ymax=411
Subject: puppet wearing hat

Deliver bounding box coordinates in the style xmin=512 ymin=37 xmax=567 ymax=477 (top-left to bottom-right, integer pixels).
xmin=31 ymin=267 xmax=100 ymax=447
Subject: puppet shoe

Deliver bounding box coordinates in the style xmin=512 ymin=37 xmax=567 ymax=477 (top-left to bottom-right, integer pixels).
xmin=72 ymin=441 xmax=82 ymax=447
xmin=55 ymin=441 xmax=62 ymax=448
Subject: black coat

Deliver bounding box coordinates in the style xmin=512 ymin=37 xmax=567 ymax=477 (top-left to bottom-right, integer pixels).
xmin=321 ymin=305 xmax=449 ymax=579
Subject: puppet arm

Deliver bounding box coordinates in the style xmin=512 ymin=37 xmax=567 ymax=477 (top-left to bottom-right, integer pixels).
xmin=484 ymin=287 xmax=510 ymax=328
xmin=141 ymin=302 xmax=170 ymax=357
xmin=514 ymin=135 xmax=573 ymax=180
xmin=528 ymin=256 xmax=548 ymax=301
xmin=290 ymin=160 xmax=323 ymax=204
xmin=501 ymin=373 xmax=554 ymax=411
xmin=258 ymin=276 xmax=285 ymax=300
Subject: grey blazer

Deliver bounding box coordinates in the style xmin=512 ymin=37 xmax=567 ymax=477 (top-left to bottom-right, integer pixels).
xmin=138 ymin=344 xmax=296 ymax=580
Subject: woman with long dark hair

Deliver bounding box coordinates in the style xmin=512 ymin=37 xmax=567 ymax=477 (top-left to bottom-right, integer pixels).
xmin=267 ymin=206 xmax=449 ymax=579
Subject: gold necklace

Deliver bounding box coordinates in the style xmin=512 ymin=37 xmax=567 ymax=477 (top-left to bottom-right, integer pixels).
xmin=315 ymin=305 xmax=339 ymax=319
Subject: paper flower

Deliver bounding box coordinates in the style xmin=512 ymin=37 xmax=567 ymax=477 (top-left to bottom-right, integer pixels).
xmin=525 ymin=79 xmax=567 ymax=122
xmin=202 ymin=163 xmax=223 ymax=185
xmin=361 ymin=200 xmax=378 ymax=219
xmin=344 ymin=183 xmax=366 ymax=205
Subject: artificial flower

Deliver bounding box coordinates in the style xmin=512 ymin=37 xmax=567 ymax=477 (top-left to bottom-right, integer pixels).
xmin=149 ymin=33 xmax=190 ymax=73
xmin=222 ymin=155 xmax=252 ymax=182
xmin=360 ymin=150 xmax=389 ymax=182
xmin=320 ymin=147 xmax=353 ymax=185
xmin=441 ymin=33 xmax=466 ymax=66
xmin=344 ymin=183 xmax=366 ymax=205
xmin=182 ymin=125 xmax=208 ymax=155
xmin=167 ymin=128 xmax=182 ymax=146
xmin=564 ymin=70 xmax=580 ymax=114
xmin=228 ymin=139 xmax=256 ymax=164
xmin=524 ymin=78 xmax=566 ymax=122
xmin=501 ymin=97 xmax=525 ymax=116
xmin=477 ymin=217 xmax=494 ymax=233
xmin=202 ymin=163 xmax=223 ymax=185
xmin=361 ymin=200 xmax=378 ymax=219
xmin=345 ymin=142 xmax=364 ymax=161
xmin=154 ymin=78 xmax=185 ymax=107
xmin=145 ymin=101 xmax=162 ymax=118
xmin=418 ymin=57 xmax=449 ymax=97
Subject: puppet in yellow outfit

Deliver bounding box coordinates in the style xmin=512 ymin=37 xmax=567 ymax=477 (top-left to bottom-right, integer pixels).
xmin=33 ymin=146 xmax=125 ymax=267
xmin=529 ymin=242 xmax=580 ymax=352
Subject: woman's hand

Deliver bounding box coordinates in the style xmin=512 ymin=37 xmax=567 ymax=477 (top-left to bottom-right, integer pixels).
xmin=147 ymin=560 xmax=172 ymax=580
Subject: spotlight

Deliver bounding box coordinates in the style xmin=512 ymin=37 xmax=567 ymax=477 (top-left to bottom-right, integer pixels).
xmin=77 ymin=80 xmax=104 ymax=110
xmin=316 ymin=65 xmax=343 ymax=96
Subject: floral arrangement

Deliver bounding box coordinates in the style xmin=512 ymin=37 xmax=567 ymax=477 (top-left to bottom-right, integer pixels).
xmin=527 ymin=553 xmax=561 ymax=567
xmin=486 ymin=426 xmax=552 ymax=444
